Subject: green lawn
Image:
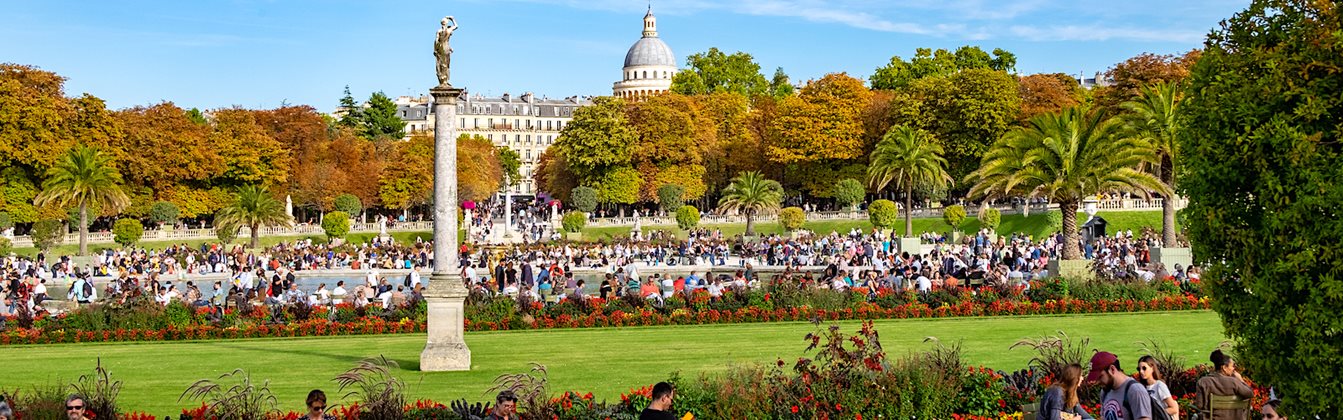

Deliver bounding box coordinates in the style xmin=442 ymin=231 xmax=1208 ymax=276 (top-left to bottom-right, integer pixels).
xmin=2 ymin=310 xmax=1221 ymax=415
xmin=582 ymin=210 xmax=1169 ymax=241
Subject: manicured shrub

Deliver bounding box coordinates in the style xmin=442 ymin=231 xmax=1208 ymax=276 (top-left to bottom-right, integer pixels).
xmin=561 ymin=211 xmax=586 ymax=233
xmin=322 ymin=211 xmax=351 ymax=241
xmin=942 ymin=205 xmax=966 ymax=230
xmin=112 ymin=218 xmax=144 ymax=247
xmin=570 ymin=186 xmax=598 ymax=213
xmin=778 ymin=207 xmax=805 ymax=231
xmin=1045 ymin=210 xmax=1063 ymax=233
xmin=868 ymin=199 xmax=899 ymax=229
xmin=675 ymin=205 xmax=700 ymax=231
xmin=0 ymin=211 xmax=12 ymax=231
xmin=30 ymin=219 xmax=63 ymax=252
xmin=978 ymin=207 xmax=1001 ymax=232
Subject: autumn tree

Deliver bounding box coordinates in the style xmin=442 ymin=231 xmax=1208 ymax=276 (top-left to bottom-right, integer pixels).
xmin=766 ymin=73 xmax=871 ymax=164
xmin=626 ymin=94 xmax=712 ymax=201
xmin=379 ymin=133 xmax=433 ymax=215
xmin=696 ymin=92 xmax=759 ymax=192
xmin=1094 ymin=51 xmax=1200 ymax=110
xmin=210 ymin=108 xmax=291 ymax=187
xmin=458 ymin=135 xmax=504 ymax=203
xmin=532 ymin=148 xmax=578 ymax=203
xmin=1018 ymin=73 xmax=1084 ymax=122
xmin=114 ymin=103 xmax=221 ymax=194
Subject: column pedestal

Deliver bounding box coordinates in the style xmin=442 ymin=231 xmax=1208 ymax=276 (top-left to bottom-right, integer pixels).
xmin=420 ymin=273 xmax=471 ymax=371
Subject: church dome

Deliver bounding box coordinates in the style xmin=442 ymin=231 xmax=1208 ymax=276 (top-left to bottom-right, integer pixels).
xmin=624 ymin=37 xmax=676 ymax=68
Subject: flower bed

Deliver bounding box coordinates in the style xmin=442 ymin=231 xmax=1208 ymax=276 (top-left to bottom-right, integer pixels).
xmin=1 ymin=278 xmax=1208 ymax=345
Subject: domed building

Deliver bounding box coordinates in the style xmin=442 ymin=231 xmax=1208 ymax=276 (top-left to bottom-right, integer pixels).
xmin=613 ymin=8 xmax=676 ymax=100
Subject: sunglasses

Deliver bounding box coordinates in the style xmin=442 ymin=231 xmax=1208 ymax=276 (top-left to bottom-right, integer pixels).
xmin=67 ymin=405 xmax=85 ymax=410
xmin=310 ymin=405 xmax=326 ymax=412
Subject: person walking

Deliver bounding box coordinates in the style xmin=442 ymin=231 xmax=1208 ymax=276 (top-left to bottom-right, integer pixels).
xmin=1085 ymin=351 xmax=1152 ymax=420
xmin=1195 ymin=350 xmax=1254 ymax=420
xmin=1038 ymin=363 xmax=1093 ymax=420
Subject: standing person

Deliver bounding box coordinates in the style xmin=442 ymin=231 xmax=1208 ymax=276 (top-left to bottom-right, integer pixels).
xmin=1195 ymin=350 xmax=1254 ymax=420
xmin=488 ymin=390 xmax=518 ymax=420
xmin=1037 ymin=363 xmax=1094 ymax=420
xmin=304 ymin=389 xmax=335 ymax=420
xmin=65 ymin=394 xmax=89 ymax=420
xmin=1137 ymin=355 xmax=1179 ymax=420
xmin=640 ymin=382 xmax=677 ymax=420
xmin=1085 ymin=351 xmax=1152 ymax=420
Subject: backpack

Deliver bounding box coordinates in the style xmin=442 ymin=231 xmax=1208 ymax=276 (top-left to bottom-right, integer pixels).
xmin=1121 ymin=379 xmax=1173 ymax=420
xmin=403 ymin=273 xmax=412 ymax=288
xmin=81 ymin=280 xmax=94 ymax=299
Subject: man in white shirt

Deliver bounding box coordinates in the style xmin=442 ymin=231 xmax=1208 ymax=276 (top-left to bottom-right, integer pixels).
xmin=916 ymin=272 xmax=932 ymax=293
xmin=408 ymin=269 xmax=421 ymax=288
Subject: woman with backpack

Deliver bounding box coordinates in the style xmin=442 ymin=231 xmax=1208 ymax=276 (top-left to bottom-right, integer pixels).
xmin=1037 ymin=363 xmax=1093 ymax=420
xmin=1136 ymin=355 xmax=1180 ymax=420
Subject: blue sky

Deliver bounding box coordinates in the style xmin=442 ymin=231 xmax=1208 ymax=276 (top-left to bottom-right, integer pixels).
xmin=1 ymin=0 xmax=1248 ymax=111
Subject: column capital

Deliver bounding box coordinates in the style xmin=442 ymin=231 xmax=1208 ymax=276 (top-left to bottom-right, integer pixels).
xmin=430 ymin=86 xmax=465 ymax=101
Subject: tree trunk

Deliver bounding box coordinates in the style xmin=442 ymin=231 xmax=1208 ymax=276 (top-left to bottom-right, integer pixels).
xmin=1161 ymin=155 xmax=1177 ymax=247
xmin=250 ymin=223 xmax=260 ymax=249
xmin=78 ymin=200 xmax=88 ymax=256
xmin=1060 ymin=201 xmax=1080 ymax=260
xmin=745 ymin=209 xmax=755 ymax=237
xmin=904 ymin=184 xmax=914 ymax=238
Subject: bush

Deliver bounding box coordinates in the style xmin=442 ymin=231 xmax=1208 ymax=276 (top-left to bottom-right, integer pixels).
xmin=215 ymin=212 xmax=238 ymax=245
xmin=149 ymin=201 xmax=179 ymax=226
xmin=0 ymin=237 xmax=9 ymax=255
xmin=561 ymin=211 xmax=586 ymax=233
xmin=111 ymin=218 xmax=144 ymax=247
xmin=334 ymin=194 xmax=363 ymax=216
xmin=978 ymin=207 xmax=1001 ymax=232
xmin=656 ymin=184 xmax=685 ymax=213
xmin=570 ymin=186 xmax=598 ymax=213
xmin=322 ymin=211 xmax=351 ymax=241
xmin=832 ymin=178 xmax=866 ymax=210
xmin=675 ymin=205 xmax=700 ymax=231
xmin=0 ymin=211 xmax=12 ymax=231
xmin=942 ymin=205 xmax=966 ymax=230
xmin=778 ymin=207 xmax=805 ymax=231
xmin=869 ymin=199 xmax=899 ymax=229
xmin=1045 ymin=210 xmax=1063 ymax=234
xmin=30 ymin=219 xmax=63 ymax=252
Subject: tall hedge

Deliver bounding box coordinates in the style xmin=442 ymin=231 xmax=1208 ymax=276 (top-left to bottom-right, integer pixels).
xmin=657 ymin=184 xmax=685 ymax=213
xmin=675 ymin=205 xmax=700 ymax=231
xmin=778 ymin=207 xmax=805 ymax=232
xmin=149 ymin=201 xmax=180 ymax=226
xmin=112 ymin=218 xmax=144 ymax=247
xmin=978 ymin=207 xmax=1001 ymax=232
xmin=322 ymin=211 xmax=351 ymax=241
xmin=334 ymin=194 xmax=363 ymax=216
xmin=831 ymin=179 xmax=866 ymax=211
xmin=942 ymin=205 xmax=966 ymax=231
xmin=31 ymin=219 xmax=63 ymax=252
xmin=570 ymin=186 xmax=598 ymax=213
xmin=1179 ymin=1 xmax=1343 ymax=416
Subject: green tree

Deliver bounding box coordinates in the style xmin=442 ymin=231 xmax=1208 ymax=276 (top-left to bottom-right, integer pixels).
xmin=656 ymin=184 xmax=685 ymax=213
xmin=0 ymin=211 xmax=10 ymax=232
xmin=149 ymin=201 xmax=179 ymax=227
xmin=337 ymin=85 xmax=363 ymax=128
xmin=498 ymin=146 xmax=522 ymax=188
xmin=333 ymin=194 xmax=362 ymax=216
xmin=186 ymin=108 xmax=208 ymax=125
xmin=867 ymin=126 xmax=952 ymax=237
xmin=0 ymin=237 xmax=9 ymax=256
xmin=831 ymin=179 xmax=866 ymax=211
xmin=214 ymin=212 xmax=238 ymax=245
xmin=570 ymin=186 xmax=598 ymax=213
xmin=30 ymin=219 xmax=62 ymax=253
xmin=216 ymin=185 xmax=292 ymax=249
xmin=360 ymin=92 xmax=404 ymax=140
xmin=592 ymin=166 xmax=642 ymax=205
xmin=561 ymin=211 xmax=586 ymax=233
xmin=870 ymin=46 xmax=1016 ymax=90
xmin=112 ymin=218 xmax=143 ymax=247
xmin=914 ymin=69 xmax=1021 ymax=182
xmin=778 ymin=206 xmax=805 ymax=232
xmin=675 ymin=205 xmax=700 ymax=231
xmin=942 ymin=205 xmax=967 ymax=231
xmin=1119 ymin=82 xmax=1182 ymax=247
xmin=769 ymin=67 xmax=795 ymax=97
xmin=552 ymin=97 xmax=636 ymax=182
xmin=34 ymin=145 xmax=130 ymax=255
xmin=716 ymin=171 xmax=783 ymax=237
xmin=867 ymin=200 xmax=899 ymax=231
xmin=1178 ymin=1 xmax=1342 ymax=415
xmin=669 ymin=48 xmax=771 ymax=96
xmin=321 ymin=211 xmax=351 ymax=241
xmin=967 ymin=106 xmax=1166 ymax=259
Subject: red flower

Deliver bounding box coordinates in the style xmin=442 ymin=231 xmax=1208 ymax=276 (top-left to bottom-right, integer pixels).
xmin=791 ymin=405 xmax=799 ymax=413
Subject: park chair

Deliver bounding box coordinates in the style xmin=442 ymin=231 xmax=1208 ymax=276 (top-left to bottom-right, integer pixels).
xmin=1021 ymin=401 xmax=1038 ymax=420
xmin=1199 ymin=394 xmax=1249 ymax=420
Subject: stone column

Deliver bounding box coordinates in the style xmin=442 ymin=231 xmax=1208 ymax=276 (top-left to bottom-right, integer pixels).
xmin=503 ymin=189 xmax=513 ymax=239
xmin=421 ymin=86 xmax=471 ymax=371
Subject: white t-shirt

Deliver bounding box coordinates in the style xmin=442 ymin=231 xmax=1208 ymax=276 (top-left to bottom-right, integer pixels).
xmin=916 ymin=276 xmax=932 ymax=292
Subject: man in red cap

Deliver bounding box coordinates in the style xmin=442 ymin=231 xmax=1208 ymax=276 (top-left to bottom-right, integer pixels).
xmin=1086 ymin=351 xmax=1153 ymax=420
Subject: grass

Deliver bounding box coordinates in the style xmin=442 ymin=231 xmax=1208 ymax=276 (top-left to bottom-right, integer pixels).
xmin=1 ymin=310 xmax=1222 ymax=415
xmin=582 ymin=210 xmax=1170 ymax=242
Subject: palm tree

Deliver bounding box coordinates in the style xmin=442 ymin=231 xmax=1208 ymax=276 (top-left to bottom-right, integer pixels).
xmin=717 ymin=171 xmax=783 ymax=237
xmin=967 ymin=106 xmax=1168 ymax=260
xmin=867 ymin=125 xmax=953 ymax=237
xmin=34 ymin=145 xmax=130 ymax=255
xmin=216 ymin=185 xmax=292 ymax=249
xmin=1119 ymin=82 xmax=1181 ymax=247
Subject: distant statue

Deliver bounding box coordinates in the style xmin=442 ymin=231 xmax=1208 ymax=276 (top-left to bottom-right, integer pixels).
xmin=434 ymin=16 xmax=458 ymax=87
xmin=378 ymin=215 xmax=389 ymax=237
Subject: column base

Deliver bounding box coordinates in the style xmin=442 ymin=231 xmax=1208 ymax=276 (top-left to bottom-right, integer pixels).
xmin=420 ymin=342 xmax=472 ymax=371
xmin=1048 ymin=259 xmax=1094 ymax=280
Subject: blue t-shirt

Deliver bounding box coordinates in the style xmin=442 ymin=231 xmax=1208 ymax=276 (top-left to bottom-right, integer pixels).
xmin=1101 ymin=380 xmax=1152 ymax=420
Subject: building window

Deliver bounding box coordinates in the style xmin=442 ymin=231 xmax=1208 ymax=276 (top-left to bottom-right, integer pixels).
xmin=487 ymin=118 xmax=494 ymax=127
xmin=642 ymin=71 xmax=647 ymax=79
xmin=515 ymin=135 xmax=521 ymax=144
xmin=526 ymin=150 xmax=531 ymax=160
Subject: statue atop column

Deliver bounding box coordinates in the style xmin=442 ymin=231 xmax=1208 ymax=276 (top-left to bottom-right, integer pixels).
xmin=435 ymin=16 xmax=458 ymax=87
